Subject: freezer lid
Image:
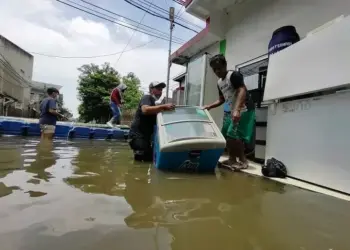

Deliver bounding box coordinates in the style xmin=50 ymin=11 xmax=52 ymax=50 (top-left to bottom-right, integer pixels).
xmin=160 ymin=106 xmax=211 ymax=125
xmin=164 ymin=121 xmax=218 ymax=143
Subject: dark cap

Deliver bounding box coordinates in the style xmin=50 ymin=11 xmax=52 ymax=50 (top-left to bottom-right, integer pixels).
xmin=149 ymin=81 xmax=166 ymax=89
xmin=47 ymin=87 xmax=60 ymax=95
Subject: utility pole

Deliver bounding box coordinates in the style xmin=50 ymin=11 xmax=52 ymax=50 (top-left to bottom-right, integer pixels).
xmin=165 ymin=7 xmax=175 ymax=103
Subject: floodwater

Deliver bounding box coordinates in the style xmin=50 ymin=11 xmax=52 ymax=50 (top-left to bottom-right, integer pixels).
xmin=0 ymin=137 xmax=349 ymax=250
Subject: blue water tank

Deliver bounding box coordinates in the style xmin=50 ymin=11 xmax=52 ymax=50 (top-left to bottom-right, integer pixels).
xmin=26 ymin=123 xmax=41 ymax=136
xmin=0 ymin=121 xmax=26 ymax=135
xmin=93 ymin=128 xmax=110 ymax=139
xmin=111 ymin=128 xmax=128 ymax=140
xmin=55 ymin=124 xmax=72 ymax=138
xmin=70 ymin=127 xmax=94 ymax=139
xmin=268 ymin=25 xmax=300 ymax=56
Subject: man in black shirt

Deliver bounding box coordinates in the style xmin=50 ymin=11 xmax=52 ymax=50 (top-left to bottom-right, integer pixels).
xmin=129 ymin=81 xmax=175 ymax=161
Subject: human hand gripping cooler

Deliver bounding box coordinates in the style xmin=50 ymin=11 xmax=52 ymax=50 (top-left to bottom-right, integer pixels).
xmin=153 ymin=106 xmax=226 ymax=172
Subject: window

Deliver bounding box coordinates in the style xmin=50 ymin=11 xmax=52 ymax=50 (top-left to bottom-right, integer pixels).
xmin=236 ymin=56 xmax=268 ymax=108
xmin=186 ymin=56 xmax=205 ymax=106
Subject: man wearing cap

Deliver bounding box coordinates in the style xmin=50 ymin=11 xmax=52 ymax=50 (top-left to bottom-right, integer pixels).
xmin=129 ymin=81 xmax=175 ymax=161
xmin=107 ymin=83 xmax=128 ymax=127
xmin=39 ymin=87 xmax=66 ymax=141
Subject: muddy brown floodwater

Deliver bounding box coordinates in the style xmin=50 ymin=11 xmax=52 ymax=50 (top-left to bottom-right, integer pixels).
xmin=0 ymin=137 xmax=349 ymax=250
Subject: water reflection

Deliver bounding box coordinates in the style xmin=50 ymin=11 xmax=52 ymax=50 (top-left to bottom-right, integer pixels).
xmin=0 ymin=138 xmax=349 ymax=250
xmin=0 ymin=138 xmax=25 ymax=178
xmin=124 ymin=170 xmax=268 ymax=249
xmin=0 ymin=182 xmax=21 ymax=198
xmin=64 ymin=141 xmax=132 ymax=195
xmin=63 ymin=142 xmax=290 ymax=248
xmin=25 ymin=141 xmax=56 ymax=182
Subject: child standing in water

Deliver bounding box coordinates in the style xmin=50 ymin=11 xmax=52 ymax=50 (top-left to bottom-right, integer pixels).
xmin=39 ymin=87 xmax=66 ymax=141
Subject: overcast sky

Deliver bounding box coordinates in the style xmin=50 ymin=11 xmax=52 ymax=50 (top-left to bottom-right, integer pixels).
xmin=0 ymin=0 xmax=204 ymax=117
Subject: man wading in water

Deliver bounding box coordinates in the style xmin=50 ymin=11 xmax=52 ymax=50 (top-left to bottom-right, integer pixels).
xmin=128 ymin=81 xmax=175 ymax=161
xmin=39 ymin=87 xmax=67 ymax=141
xmin=204 ymin=54 xmax=255 ymax=170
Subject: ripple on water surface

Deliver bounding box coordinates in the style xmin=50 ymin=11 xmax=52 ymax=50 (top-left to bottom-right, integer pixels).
xmin=0 ymin=137 xmax=349 ymax=250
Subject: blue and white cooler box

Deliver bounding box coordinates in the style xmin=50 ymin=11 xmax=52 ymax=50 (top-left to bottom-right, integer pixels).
xmin=153 ymin=106 xmax=226 ymax=172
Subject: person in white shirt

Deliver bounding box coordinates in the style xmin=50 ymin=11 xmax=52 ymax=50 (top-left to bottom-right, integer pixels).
xmin=204 ymin=54 xmax=255 ymax=170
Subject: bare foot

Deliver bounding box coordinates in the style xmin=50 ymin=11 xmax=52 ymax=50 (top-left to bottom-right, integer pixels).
xmin=219 ymin=159 xmax=240 ymax=171
xmin=236 ymin=161 xmax=249 ymax=170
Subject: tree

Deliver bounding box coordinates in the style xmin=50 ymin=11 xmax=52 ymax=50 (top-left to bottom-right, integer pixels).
xmin=77 ymin=63 xmax=144 ymax=123
xmin=57 ymin=94 xmax=73 ymax=119
xmin=77 ymin=63 xmax=121 ymax=123
xmin=122 ymin=72 xmax=143 ymax=111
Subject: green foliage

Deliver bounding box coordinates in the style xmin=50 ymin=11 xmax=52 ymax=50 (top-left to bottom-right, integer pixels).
xmin=57 ymin=95 xmax=73 ymax=118
xmin=77 ymin=63 xmax=142 ymax=123
xmin=122 ymin=72 xmax=143 ymax=111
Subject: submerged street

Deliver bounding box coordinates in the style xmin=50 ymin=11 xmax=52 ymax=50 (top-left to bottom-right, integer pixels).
xmin=0 ymin=137 xmax=349 ymax=250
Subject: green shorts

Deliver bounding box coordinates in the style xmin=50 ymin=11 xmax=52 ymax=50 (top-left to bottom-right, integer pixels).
xmin=221 ymin=110 xmax=255 ymax=143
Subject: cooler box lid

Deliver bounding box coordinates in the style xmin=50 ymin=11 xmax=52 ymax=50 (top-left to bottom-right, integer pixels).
xmin=157 ymin=106 xmax=226 ymax=151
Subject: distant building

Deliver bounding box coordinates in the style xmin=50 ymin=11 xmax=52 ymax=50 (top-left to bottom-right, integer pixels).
xmin=0 ymin=35 xmax=33 ymax=117
xmin=29 ymin=81 xmax=63 ymax=117
xmin=172 ymin=72 xmax=186 ymax=105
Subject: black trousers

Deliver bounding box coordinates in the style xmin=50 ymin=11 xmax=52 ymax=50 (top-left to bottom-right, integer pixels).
xmin=129 ymin=137 xmax=153 ymax=162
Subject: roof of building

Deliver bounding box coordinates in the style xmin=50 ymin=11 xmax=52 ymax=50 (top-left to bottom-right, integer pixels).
xmin=172 ymin=72 xmax=186 ymax=82
xmin=171 ymin=18 xmax=220 ymax=65
xmin=31 ymin=81 xmax=62 ymax=91
xmin=0 ymin=35 xmax=33 ymax=59
xmin=178 ymin=0 xmax=192 ymax=7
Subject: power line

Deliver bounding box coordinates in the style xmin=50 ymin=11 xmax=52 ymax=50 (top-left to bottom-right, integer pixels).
xmin=75 ymin=0 xmax=186 ymax=43
xmin=0 ymin=54 xmax=31 ymax=87
xmin=61 ymin=0 xmax=185 ymax=43
xmin=123 ymin=0 xmax=199 ymax=33
xmin=163 ymin=0 xmax=169 ymax=8
xmin=114 ymin=0 xmax=154 ymax=66
xmin=175 ymin=5 xmax=184 ymax=19
xmin=29 ymin=39 xmax=156 ymax=59
xmin=0 ymin=40 xmax=157 ymax=59
xmin=0 ymin=75 xmax=24 ymax=92
xmin=138 ymin=0 xmax=202 ymax=30
xmin=56 ymin=0 xmax=184 ymax=44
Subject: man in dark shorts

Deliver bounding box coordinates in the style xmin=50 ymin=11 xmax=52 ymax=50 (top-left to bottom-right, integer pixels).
xmin=204 ymin=54 xmax=255 ymax=170
xmin=39 ymin=87 xmax=66 ymax=141
xmin=129 ymin=81 xmax=175 ymax=161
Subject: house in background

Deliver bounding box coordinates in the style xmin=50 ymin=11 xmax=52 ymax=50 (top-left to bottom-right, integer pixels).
xmin=0 ymin=35 xmax=33 ymax=117
xmin=0 ymin=35 xmax=59 ymax=118
xmin=172 ymin=72 xmax=185 ymax=105
xmin=29 ymin=81 xmax=63 ymax=118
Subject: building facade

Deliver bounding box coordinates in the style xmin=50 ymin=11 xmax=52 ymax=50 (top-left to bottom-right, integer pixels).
xmin=172 ymin=72 xmax=186 ymax=105
xmin=0 ymin=35 xmax=34 ymax=117
xmin=173 ymin=0 xmax=350 ymax=123
xmin=172 ymin=0 xmax=350 ymax=193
